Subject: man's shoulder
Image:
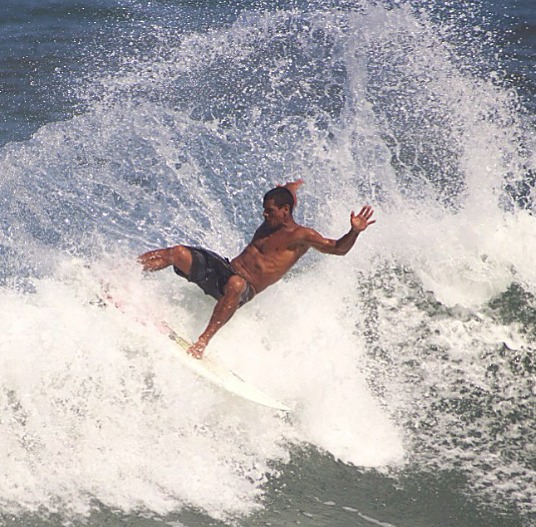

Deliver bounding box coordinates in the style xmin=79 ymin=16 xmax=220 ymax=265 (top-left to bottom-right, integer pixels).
xmin=292 ymin=224 xmax=320 ymax=238
xmin=285 ymin=224 xmax=322 ymax=249
xmin=284 ymin=223 xmax=311 ymax=237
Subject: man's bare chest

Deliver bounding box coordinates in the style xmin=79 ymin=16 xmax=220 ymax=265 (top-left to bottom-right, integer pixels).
xmin=254 ymin=227 xmax=298 ymax=253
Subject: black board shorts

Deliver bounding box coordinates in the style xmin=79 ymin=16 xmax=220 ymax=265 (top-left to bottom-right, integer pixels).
xmin=173 ymin=247 xmax=255 ymax=307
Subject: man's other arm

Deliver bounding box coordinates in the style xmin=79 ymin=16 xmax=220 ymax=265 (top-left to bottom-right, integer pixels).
xmin=302 ymin=205 xmax=376 ymax=256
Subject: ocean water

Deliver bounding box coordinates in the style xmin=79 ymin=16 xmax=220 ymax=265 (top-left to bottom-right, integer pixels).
xmin=0 ymin=0 xmax=535 ymax=526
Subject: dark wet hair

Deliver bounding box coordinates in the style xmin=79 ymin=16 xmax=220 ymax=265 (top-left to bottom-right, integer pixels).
xmin=263 ymin=187 xmax=294 ymax=213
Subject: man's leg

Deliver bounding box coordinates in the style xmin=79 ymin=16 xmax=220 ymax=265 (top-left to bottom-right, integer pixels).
xmin=188 ymin=274 xmax=247 ymax=359
xmin=138 ymin=245 xmax=193 ymax=276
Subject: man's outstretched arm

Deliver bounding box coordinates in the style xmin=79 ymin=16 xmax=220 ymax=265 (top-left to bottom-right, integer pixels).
xmin=304 ymin=205 xmax=376 ymax=255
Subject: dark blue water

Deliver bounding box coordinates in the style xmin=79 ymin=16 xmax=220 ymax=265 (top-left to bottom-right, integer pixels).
xmin=2 ymin=0 xmax=534 ymax=147
xmin=0 ymin=1 xmax=535 ymax=526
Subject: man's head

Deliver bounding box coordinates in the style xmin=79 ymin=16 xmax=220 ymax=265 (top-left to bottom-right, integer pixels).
xmin=262 ymin=187 xmax=294 ymax=227
xmin=263 ymin=187 xmax=295 ymax=213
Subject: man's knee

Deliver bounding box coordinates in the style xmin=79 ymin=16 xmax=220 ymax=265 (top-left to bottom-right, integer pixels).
xmin=224 ymin=275 xmax=247 ymax=297
xmin=169 ymin=245 xmax=192 ymax=275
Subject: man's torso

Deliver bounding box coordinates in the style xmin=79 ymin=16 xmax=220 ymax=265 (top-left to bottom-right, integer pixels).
xmin=231 ymin=222 xmax=310 ymax=293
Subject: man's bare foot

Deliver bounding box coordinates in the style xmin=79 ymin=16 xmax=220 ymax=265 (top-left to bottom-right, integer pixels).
xmin=187 ymin=339 xmax=207 ymax=359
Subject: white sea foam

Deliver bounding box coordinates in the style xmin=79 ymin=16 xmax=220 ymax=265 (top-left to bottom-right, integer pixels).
xmin=0 ymin=252 xmax=404 ymax=519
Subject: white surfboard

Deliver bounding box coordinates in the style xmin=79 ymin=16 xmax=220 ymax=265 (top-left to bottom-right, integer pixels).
xmin=99 ymin=289 xmax=290 ymax=412
xmin=165 ymin=326 xmax=291 ymax=411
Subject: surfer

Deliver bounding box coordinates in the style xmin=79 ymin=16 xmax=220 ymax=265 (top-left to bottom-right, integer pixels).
xmin=138 ymin=180 xmax=375 ymax=358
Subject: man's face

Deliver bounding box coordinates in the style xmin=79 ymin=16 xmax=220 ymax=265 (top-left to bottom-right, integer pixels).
xmin=263 ymin=198 xmax=288 ymax=227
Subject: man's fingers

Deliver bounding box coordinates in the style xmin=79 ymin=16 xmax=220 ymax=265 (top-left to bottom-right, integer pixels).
xmin=278 ymin=179 xmax=305 ymax=188
xmin=357 ymin=205 xmax=374 ymax=218
xmin=351 ymin=205 xmax=376 ymax=228
xmin=350 ymin=206 xmax=376 ymax=233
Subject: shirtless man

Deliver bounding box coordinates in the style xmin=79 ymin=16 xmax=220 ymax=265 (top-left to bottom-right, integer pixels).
xmin=138 ymin=180 xmax=375 ymax=358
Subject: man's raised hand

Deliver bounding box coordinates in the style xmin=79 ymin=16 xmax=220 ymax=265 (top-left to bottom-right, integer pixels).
xmin=278 ymin=179 xmax=304 ymax=207
xmin=351 ymin=205 xmax=376 ymax=233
